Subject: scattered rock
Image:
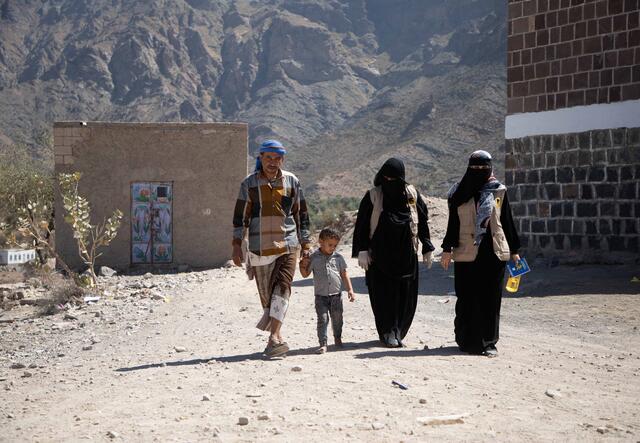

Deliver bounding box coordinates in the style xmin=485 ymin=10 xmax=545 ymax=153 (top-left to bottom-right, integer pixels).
xmin=100 ymin=266 xmax=117 ymax=277
xmin=596 ymin=427 xmax=608 ymax=434
xmin=106 ymin=430 xmax=119 ymax=439
xmin=202 ymin=394 xmax=211 ymax=401
xmin=10 ymin=290 xmax=25 ymax=300
xmin=417 ymin=413 xmax=469 ymax=426
xmin=174 ymin=346 xmax=187 ymax=353
xmin=545 ymin=389 xmax=562 ymax=399
xmin=238 ymin=416 xmax=249 ymax=425
xmin=258 ymin=414 xmax=271 ymax=421
xmin=419 ymin=398 xmax=427 ymax=404
xmin=21 ymin=371 xmax=33 ymax=378
xmin=10 ymin=362 xmax=26 ymax=369
xmin=26 ymin=278 xmax=40 ymax=287
xmin=372 ymin=422 xmax=385 ymax=430
xmin=144 ymin=273 xmax=153 ymax=279
xmin=291 ymin=365 xmax=303 ymax=372
xmin=82 ymin=345 xmax=93 ymax=351
xmin=392 ymin=380 xmax=408 ymax=390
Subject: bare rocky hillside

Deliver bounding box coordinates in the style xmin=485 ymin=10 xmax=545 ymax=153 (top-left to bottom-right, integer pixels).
xmin=0 ymin=0 xmax=506 ymax=195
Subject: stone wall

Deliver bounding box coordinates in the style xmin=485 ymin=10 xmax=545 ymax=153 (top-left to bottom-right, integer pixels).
xmin=505 ymin=126 xmax=640 ymax=262
xmin=507 ymin=0 xmax=640 ymax=115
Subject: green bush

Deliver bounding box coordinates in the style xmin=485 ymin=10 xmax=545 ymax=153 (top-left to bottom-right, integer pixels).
xmin=307 ymin=196 xmax=360 ymax=232
xmin=0 ymin=136 xmax=54 ymax=250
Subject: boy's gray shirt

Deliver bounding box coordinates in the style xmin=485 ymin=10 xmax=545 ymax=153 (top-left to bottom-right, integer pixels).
xmin=308 ymin=249 xmax=347 ymax=296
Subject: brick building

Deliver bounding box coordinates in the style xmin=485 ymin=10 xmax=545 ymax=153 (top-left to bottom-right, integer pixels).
xmin=505 ymin=0 xmax=640 ymax=263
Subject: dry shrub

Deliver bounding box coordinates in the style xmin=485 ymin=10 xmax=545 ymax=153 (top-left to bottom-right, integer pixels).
xmin=27 ymin=268 xmax=85 ymax=315
xmin=41 ymin=279 xmax=85 ymax=315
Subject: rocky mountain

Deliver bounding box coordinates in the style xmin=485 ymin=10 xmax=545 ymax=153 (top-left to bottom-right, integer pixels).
xmin=0 ymin=0 xmax=506 ymax=197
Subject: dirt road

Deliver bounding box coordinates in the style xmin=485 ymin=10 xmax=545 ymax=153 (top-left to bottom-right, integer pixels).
xmin=1 ymin=253 xmax=639 ymax=442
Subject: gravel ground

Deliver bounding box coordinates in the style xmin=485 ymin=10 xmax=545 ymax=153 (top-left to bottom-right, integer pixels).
xmin=1 ymin=252 xmax=639 ymax=442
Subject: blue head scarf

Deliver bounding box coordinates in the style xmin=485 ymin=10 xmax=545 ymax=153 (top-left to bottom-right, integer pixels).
xmin=255 ymin=139 xmax=286 ymax=172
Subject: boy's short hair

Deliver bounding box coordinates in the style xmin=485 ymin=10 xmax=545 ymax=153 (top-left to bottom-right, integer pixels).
xmin=319 ymin=227 xmax=341 ymax=241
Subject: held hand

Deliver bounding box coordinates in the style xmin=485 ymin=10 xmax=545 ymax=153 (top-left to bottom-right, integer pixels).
xmin=357 ymin=251 xmax=371 ymax=271
xmin=422 ymin=251 xmax=433 ymax=269
xmin=511 ymin=253 xmax=521 ymax=263
xmin=347 ymin=290 xmax=355 ymax=302
xmin=232 ymin=244 xmax=243 ymax=267
xmin=441 ymin=252 xmax=452 ymax=271
xmin=301 ymin=248 xmax=311 ymax=259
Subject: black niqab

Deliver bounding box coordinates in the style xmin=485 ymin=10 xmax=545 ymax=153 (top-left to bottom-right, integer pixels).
xmin=450 ymin=150 xmax=493 ymax=208
xmin=374 ymin=157 xmax=405 ymax=186
xmin=371 ymin=158 xmax=415 ymax=279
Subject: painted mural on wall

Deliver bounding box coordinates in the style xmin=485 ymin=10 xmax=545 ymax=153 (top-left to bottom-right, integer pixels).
xmin=131 ymin=183 xmax=173 ymax=264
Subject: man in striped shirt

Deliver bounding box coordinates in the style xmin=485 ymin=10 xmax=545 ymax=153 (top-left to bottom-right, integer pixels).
xmin=232 ymin=140 xmax=311 ymax=357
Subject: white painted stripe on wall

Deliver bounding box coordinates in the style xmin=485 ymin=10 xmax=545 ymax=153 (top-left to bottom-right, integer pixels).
xmin=505 ymin=99 xmax=640 ymax=139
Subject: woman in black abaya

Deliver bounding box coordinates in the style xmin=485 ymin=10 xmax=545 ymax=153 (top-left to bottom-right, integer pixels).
xmin=352 ymin=158 xmax=434 ymax=347
xmin=441 ymin=150 xmax=520 ymax=357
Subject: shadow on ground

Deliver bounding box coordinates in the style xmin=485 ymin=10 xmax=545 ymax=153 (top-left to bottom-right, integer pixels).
xmin=114 ymin=352 xmax=267 ymax=371
xmin=114 ymin=340 xmax=390 ymax=372
xmin=354 ymin=345 xmax=469 ymax=359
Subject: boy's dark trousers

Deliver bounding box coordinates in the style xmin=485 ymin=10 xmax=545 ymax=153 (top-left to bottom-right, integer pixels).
xmin=315 ymin=294 xmax=343 ymax=346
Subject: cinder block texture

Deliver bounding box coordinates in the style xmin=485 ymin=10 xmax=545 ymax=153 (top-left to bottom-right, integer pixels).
xmin=505 ymin=126 xmax=640 ymax=263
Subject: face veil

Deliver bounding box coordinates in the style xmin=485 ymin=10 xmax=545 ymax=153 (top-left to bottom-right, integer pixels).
xmin=449 ymin=150 xmax=494 ymax=207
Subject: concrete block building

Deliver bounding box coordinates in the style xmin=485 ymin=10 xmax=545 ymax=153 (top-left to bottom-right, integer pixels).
xmin=505 ymin=0 xmax=640 ymax=263
xmin=54 ymin=122 xmax=247 ymax=270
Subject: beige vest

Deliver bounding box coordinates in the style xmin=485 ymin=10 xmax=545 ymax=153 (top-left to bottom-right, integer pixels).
xmin=369 ymin=184 xmax=419 ymax=253
xmin=452 ymin=188 xmax=511 ymax=262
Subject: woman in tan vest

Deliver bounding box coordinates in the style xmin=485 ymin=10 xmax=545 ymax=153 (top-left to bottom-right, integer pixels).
xmin=352 ymin=158 xmax=435 ymax=347
xmin=441 ymin=151 xmax=520 ymax=357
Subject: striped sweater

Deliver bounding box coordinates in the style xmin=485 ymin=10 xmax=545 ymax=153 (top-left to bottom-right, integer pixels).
xmin=232 ymin=169 xmax=311 ymax=256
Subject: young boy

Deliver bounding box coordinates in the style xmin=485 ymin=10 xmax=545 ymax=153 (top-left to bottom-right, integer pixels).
xmin=300 ymin=227 xmax=355 ymax=354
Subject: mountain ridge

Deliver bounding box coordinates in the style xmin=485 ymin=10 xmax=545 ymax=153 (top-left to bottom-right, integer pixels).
xmin=0 ymin=0 xmax=507 ymax=197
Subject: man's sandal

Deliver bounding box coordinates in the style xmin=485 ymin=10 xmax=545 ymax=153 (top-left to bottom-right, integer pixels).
xmin=265 ymin=341 xmax=289 ymax=357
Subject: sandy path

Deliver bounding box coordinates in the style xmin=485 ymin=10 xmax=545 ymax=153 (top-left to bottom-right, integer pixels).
xmin=1 ymin=251 xmax=639 ymax=442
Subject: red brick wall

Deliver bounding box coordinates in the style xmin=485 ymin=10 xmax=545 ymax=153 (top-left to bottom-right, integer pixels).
xmin=507 ymin=0 xmax=640 ymax=115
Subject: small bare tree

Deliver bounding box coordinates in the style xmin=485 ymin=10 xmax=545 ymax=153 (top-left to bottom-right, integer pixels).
xmin=59 ymin=172 xmax=123 ymax=287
